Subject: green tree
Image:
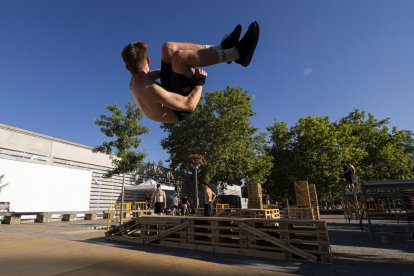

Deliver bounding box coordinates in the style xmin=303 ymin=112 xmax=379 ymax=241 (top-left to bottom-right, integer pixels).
xmin=93 ymin=100 xmax=149 ymax=178
xmin=266 ymin=117 xmax=349 ymax=200
xmin=161 ymin=86 xmax=272 ymax=187
xmin=266 ymin=110 xmax=414 ymax=201
xmin=337 ymin=109 xmax=414 ymax=180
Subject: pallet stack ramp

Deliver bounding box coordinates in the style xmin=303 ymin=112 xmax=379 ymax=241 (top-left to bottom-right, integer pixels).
xmin=294 ymin=181 xmax=311 ymax=207
xmin=290 ymin=181 xmax=320 ymax=220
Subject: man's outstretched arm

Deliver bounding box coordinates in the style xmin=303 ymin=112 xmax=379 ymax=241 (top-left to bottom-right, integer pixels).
xmin=151 ymin=84 xmax=203 ymax=112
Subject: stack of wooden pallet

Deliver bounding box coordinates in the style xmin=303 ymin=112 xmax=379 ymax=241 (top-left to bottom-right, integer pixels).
xmin=284 ymin=181 xmax=320 ymax=220
xmin=294 ymin=181 xmax=311 ymax=207
xmin=247 ymin=183 xmax=263 ymax=209
xmin=285 ymin=208 xmax=315 ymax=219
xmin=240 ymin=208 xmax=280 ymax=219
xmin=114 ymin=216 xmax=332 ymax=263
xmin=308 ymin=184 xmax=320 ymax=220
xmin=262 ymin=203 xmax=278 ymax=209
xmin=194 ymin=208 xmax=280 ymax=219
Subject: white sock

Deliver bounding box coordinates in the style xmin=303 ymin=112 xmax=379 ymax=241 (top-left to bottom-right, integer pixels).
xmin=217 ymin=48 xmax=240 ymax=63
xmin=206 ymin=44 xmax=222 ymax=51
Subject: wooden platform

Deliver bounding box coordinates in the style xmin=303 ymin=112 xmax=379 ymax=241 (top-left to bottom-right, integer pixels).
xmin=106 ymin=216 xmax=332 ymax=263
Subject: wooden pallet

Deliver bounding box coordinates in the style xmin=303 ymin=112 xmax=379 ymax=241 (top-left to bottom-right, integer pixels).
xmin=284 ymin=208 xmax=315 ymax=220
xmin=108 ymin=216 xmax=332 ymax=263
xmin=241 ymin=209 xmax=280 ymax=219
xmin=294 ymin=181 xmax=311 ymax=208
xmin=308 ymin=184 xmax=318 ymax=206
xmin=194 ymin=208 xmax=280 ymax=219
xmin=263 ymin=204 xmax=278 ymax=209
xmin=248 ymin=202 xmax=263 ymax=209
xmin=247 ymin=183 xmax=263 ymax=209
xmin=308 ymin=184 xmax=320 ymax=219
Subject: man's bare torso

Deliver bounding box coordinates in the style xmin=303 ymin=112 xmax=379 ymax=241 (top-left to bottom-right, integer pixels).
xmin=129 ymin=76 xmax=178 ymax=123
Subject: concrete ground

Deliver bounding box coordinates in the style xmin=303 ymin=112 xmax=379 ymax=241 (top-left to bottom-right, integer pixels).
xmin=0 ymin=215 xmax=413 ymax=276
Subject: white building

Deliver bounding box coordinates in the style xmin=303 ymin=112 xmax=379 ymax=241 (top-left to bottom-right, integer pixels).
xmin=0 ymin=123 xmax=136 ymax=213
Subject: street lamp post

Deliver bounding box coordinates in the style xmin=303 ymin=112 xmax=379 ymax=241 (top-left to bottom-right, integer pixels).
xmin=189 ymin=153 xmax=205 ymax=210
xmin=194 ymin=165 xmax=199 ymax=208
xmin=120 ymin=174 xmax=125 ymax=225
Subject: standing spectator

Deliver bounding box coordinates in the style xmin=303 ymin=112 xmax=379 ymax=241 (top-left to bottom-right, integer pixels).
xmin=145 ymin=196 xmax=151 ymax=210
xmin=171 ymin=193 xmax=179 ymax=216
xmin=347 ymin=161 xmax=358 ymax=191
xmin=203 ymin=181 xmax=216 ymax=217
xmin=341 ymin=160 xmax=353 ymax=192
xmin=181 ymin=195 xmax=190 ymax=216
xmin=151 ymin=184 xmax=166 ymax=215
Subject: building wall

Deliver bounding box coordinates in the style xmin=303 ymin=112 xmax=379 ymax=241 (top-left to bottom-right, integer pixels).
xmin=0 ymin=124 xmax=135 ymax=213
xmin=0 ymin=158 xmax=92 ymax=212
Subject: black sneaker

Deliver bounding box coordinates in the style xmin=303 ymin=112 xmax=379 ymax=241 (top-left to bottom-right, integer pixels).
xmin=221 ymin=24 xmax=242 ymax=49
xmin=235 ymin=21 xmax=260 ymax=67
xmin=221 ymin=24 xmax=242 ymax=64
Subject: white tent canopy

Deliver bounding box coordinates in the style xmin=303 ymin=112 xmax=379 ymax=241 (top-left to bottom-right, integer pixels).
xmin=125 ymin=178 xmax=174 ymax=191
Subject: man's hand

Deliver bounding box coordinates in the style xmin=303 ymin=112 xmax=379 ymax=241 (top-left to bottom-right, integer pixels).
xmin=193 ymin=68 xmax=207 ymax=85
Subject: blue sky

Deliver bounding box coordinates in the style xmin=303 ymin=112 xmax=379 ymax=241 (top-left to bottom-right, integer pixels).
xmin=1 ymin=1 xmax=414 ymax=163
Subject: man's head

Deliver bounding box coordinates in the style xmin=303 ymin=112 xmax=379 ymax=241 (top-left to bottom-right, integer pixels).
xmin=156 ymin=184 xmax=161 ymax=189
xmin=203 ymin=181 xmax=210 ymax=189
xmin=121 ymin=42 xmax=149 ymax=74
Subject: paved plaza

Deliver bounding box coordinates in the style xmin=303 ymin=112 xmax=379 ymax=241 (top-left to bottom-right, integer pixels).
xmin=0 ymin=215 xmax=413 ymax=276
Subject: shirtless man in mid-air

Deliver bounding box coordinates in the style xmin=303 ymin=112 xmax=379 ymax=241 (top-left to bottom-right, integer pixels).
xmin=121 ymin=21 xmax=259 ymax=123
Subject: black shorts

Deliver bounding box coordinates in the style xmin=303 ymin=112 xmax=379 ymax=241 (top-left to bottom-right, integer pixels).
xmin=204 ymin=202 xmax=214 ymax=217
xmin=160 ymin=61 xmax=196 ymax=121
xmin=154 ymin=202 xmax=164 ymax=214
xmin=344 ymin=174 xmax=353 ymax=184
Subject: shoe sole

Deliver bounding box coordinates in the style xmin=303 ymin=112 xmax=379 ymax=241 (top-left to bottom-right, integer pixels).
xmin=240 ymin=22 xmax=259 ymax=67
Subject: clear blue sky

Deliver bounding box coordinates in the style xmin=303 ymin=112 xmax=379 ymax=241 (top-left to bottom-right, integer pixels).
xmin=1 ymin=1 xmax=414 ymax=163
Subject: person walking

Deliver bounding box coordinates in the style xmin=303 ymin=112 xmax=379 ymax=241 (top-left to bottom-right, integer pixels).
xmin=181 ymin=195 xmax=190 ymax=216
xmin=171 ymin=193 xmax=179 ymax=216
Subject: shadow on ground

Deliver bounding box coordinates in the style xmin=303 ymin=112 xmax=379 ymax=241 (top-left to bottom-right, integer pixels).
xmin=328 ymin=222 xmax=414 ymax=253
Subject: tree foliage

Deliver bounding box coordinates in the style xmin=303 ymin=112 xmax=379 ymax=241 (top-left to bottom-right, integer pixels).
xmin=93 ymin=100 xmax=149 ymax=178
xmin=337 ymin=110 xmax=414 ymax=181
xmin=161 ymin=86 xmax=272 ymax=186
xmin=266 ymin=109 xmax=414 ymax=201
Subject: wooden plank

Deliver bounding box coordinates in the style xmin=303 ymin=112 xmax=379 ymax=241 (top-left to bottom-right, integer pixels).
xmin=238 ymin=222 xmax=317 ymax=263
xmin=144 ymin=221 xmax=191 ymax=244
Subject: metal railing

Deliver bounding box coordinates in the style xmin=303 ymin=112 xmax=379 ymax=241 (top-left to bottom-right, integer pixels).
xmin=107 ymin=201 xmax=148 ymax=229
